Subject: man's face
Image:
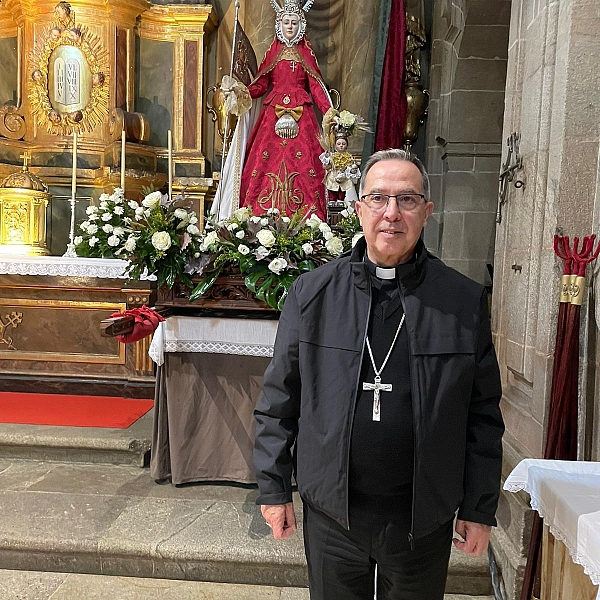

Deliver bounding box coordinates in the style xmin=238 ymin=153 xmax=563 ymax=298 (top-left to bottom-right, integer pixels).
xmin=281 ymin=14 xmax=300 ymax=41
xmin=355 ymin=160 xmax=434 ymax=266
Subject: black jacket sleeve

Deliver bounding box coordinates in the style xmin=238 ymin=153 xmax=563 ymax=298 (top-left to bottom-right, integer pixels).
xmin=457 ymin=290 xmax=505 ymax=526
xmin=253 ymin=281 xmax=301 ymax=505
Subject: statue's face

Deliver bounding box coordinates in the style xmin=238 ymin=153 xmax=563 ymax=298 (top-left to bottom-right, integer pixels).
xmin=280 ymin=14 xmax=300 ymax=41
xmin=335 ymin=138 xmax=348 ymax=152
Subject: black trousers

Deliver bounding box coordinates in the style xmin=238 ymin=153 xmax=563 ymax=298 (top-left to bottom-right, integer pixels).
xmin=303 ymin=500 xmax=453 ymax=600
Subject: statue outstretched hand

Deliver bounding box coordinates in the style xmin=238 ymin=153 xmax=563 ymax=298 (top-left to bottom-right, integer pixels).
xmin=220 ymin=75 xmax=252 ymax=116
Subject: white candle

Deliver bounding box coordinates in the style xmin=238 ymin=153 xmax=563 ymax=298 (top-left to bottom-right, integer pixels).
xmin=168 ymin=129 xmax=173 ymax=200
xmin=71 ymin=131 xmax=77 ymax=202
xmin=120 ymin=130 xmax=126 ymax=191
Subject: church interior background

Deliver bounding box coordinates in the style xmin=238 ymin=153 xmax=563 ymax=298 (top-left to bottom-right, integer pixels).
xmin=0 ymin=0 xmax=599 ymax=598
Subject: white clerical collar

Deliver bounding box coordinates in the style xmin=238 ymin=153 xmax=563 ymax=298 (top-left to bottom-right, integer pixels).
xmin=375 ymin=266 xmax=396 ymax=279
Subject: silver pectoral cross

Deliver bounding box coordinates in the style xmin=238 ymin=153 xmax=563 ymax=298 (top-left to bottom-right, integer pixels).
xmin=362 ymin=375 xmax=392 ymax=422
xmin=290 ymin=61 xmax=297 ymax=72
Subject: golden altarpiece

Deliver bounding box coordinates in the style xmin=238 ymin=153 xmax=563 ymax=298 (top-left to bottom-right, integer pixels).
xmin=0 ymin=0 xmax=216 ymax=395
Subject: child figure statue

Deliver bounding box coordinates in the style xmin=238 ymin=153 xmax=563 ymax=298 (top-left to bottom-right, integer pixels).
xmin=319 ymin=110 xmax=368 ymax=204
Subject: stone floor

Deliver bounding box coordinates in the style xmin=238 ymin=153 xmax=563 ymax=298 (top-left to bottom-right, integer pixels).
xmin=0 ymin=416 xmax=494 ymax=599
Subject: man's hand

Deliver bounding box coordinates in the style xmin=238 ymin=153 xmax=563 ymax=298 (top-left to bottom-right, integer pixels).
xmin=453 ymin=519 xmax=491 ymax=556
xmin=261 ymin=503 xmax=297 ymax=540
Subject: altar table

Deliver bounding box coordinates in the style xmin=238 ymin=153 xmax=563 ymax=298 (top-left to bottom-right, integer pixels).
xmin=505 ymin=459 xmax=600 ymax=600
xmin=148 ymin=315 xmax=278 ymax=485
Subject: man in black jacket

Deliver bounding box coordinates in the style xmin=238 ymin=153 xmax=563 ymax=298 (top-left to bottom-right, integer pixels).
xmin=253 ymin=149 xmax=504 ymax=600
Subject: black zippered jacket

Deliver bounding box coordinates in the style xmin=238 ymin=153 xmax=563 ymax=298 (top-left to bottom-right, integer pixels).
xmin=254 ymin=237 xmax=504 ymax=538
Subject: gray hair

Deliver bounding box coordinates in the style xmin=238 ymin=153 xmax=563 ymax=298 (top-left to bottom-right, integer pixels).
xmin=359 ymin=149 xmax=431 ymax=200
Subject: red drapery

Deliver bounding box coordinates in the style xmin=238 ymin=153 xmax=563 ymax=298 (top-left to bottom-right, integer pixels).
xmin=375 ymin=0 xmax=407 ymax=151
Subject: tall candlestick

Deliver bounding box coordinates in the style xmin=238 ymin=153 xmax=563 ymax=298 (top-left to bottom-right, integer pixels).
xmin=167 ymin=129 xmax=173 ymax=200
xmin=71 ymin=130 xmax=77 ymax=203
xmin=64 ymin=130 xmax=78 ymax=257
xmin=120 ymin=130 xmax=126 ymax=191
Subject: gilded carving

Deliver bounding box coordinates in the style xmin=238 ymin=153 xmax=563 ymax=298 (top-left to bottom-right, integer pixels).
xmin=29 ymin=2 xmax=109 ymax=135
xmin=0 ymin=311 xmax=23 ymax=351
xmin=0 ymin=105 xmax=26 ymax=141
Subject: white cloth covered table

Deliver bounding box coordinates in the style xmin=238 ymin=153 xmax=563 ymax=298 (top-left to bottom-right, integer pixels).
xmin=148 ymin=314 xmax=278 ymax=484
xmin=148 ymin=315 xmax=279 ymax=365
xmin=505 ymin=459 xmax=600 ymax=597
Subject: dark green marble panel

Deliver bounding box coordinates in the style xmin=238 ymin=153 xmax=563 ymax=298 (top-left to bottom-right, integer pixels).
xmin=175 ymin=162 xmax=203 ymax=178
xmin=0 ymin=37 xmax=18 ymax=106
xmin=48 ymin=186 xmax=92 ymax=256
xmin=135 ymin=37 xmax=174 ymax=148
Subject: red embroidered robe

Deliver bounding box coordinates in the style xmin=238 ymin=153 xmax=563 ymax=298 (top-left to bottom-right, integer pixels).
xmin=240 ymin=38 xmax=332 ymax=220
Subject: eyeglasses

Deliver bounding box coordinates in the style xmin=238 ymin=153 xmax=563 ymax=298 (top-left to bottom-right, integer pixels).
xmin=360 ymin=193 xmax=427 ymax=213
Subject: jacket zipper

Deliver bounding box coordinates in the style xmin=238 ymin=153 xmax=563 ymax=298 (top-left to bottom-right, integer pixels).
xmin=399 ymin=289 xmax=417 ymax=551
xmin=345 ymin=285 xmax=372 ymax=531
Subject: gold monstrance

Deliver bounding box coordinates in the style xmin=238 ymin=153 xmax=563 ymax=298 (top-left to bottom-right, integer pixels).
xmin=0 ymin=152 xmax=51 ymax=255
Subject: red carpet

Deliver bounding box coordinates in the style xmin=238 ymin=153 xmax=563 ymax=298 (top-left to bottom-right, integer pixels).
xmin=0 ymin=392 xmax=154 ymax=428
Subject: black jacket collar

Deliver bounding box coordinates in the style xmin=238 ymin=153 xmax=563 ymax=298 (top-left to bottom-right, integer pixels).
xmin=350 ymin=236 xmax=429 ymax=294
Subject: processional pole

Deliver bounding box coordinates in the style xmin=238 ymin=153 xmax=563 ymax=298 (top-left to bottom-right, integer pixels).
xmin=219 ymin=0 xmax=241 ymax=181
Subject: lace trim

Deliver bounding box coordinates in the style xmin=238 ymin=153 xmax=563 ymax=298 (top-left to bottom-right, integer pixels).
xmin=148 ymin=344 xmax=162 ymax=365
xmin=0 ymin=257 xmax=156 ymax=279
xmin=163 ymin=341 xmax=274 ymax=357
xmin=507 ymin=481 xmax=600 ymax=587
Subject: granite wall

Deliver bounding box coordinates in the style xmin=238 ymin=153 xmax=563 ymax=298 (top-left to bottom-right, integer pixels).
xmin=491 ymin=0 xmax=600 ymax=598
xmin=423 ymin=0 xmax=510 ymax=286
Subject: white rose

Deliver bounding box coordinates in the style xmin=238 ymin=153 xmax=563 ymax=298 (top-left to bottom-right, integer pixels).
xmin=338 ymin=110 xmax=356 ymax=127
xmin=254 ymin=246 xmax=270 ymax=260
xmin=260 ymin=218 xmax=269 ymax=226
xmin=238 ymin=244 xmax=250 ymax=255
xmin=236 ymin=230 xmax=245 ymax=239
xmin=187 ymin=224 xmax=200 ymax=236
xmin=250 ymin=216 xmax=262 ymax=224
xmin=102 ymin=224 xmax=113 ymax=233
xmin=319 ymin=222 xmax=331 ymax=234
xmin=113 ymin=227 xmax=125 ymax=237
xmin=302 ymin=243 xmax=314 ymax=255
xmin=351 ymin=232 xmax=364 ymax=247
xmin=233 ymin=207 xmax=251 ymax=221
xmin=86 ymin=224 xmax=98 ymax=234
xmin=189 ymin=215 xmax=198 ymax=225
xmin=200 ymin=230 xmax=218 ymax=251
xmin=124 ymin=237 xmax=136 ymax=252
xmin=88 ymin=236 xmax=99 ymax=247
xmin=268 ymin=257 xmax=288 ymax=274
xmin=282 ymin=216 xmax=291 ymax=223
xmin=306 ymin=214 xmax=322 ymax=229
xmin=74 ymin=236 xmax=83 ymax=245
xmin=142 ymin=191 xmax=162 ymax=208
xmin=86 ymin=205 xmax=98 ymax=215
xmin=323 ymin=231 xmax=334 ymax=241
xmin=256 ymin=229 xmax=276 ymax=247
xmin=135 ymin=207 xmax=144 ymax=216
xmin=227 ymin=222 xmax=239 ymax=231
xmin=102 ymin=212 xmax=112 ymax=221
xmin=114 ymin=206 xmax=124 ymax=215
xmin=128 ymin=200 xmax=139 ymax=209
xmin=107 ymin=235 xmax=120 ymax=247
xmin=267 ymin=207 xmax=280 ymax=215
xmin=151 ymin=231 xmax=172 ymax=251
xmin=174 ymin=208 xmax=188 ymax=220
xmin=325 ymin=236 xmax=344 ymax=255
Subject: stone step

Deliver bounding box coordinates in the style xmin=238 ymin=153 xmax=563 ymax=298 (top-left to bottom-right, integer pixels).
xmin=0 ymin=413 xmax=152 ymax=467
xmin=0 ymin=569 xmax=494 ymax=600
xmin=0 ymin=459 xmax=492 ymax=595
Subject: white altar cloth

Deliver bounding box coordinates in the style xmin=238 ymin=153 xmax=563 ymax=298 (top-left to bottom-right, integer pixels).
xmin=149 ymin=315 xmax=278 ymax=366
xmin=505 ymin=459 xmax=600 ymax=596
xmin=0 ymin=255 xmax=155 ymax=280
